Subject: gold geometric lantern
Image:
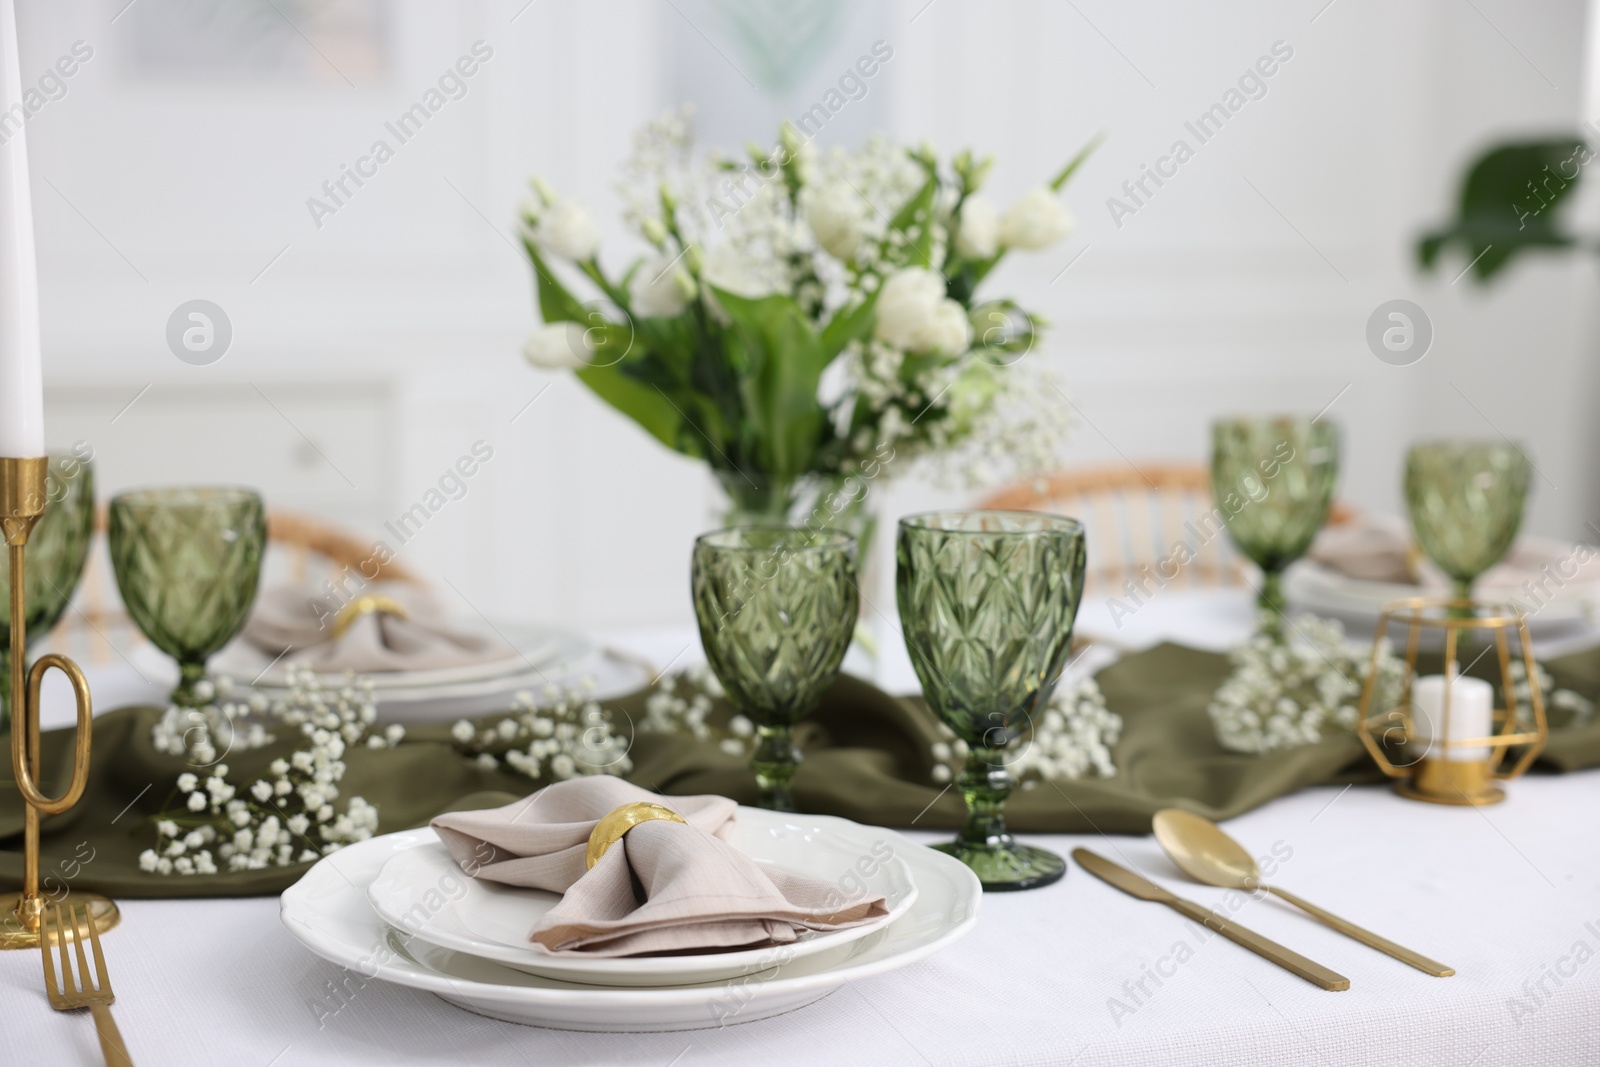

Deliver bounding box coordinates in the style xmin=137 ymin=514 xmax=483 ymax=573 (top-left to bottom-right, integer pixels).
xmin=1357 ymin=597 xmax=1548 ymax=806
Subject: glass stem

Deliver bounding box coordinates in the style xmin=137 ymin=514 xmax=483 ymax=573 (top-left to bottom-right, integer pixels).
xmin=750 ymin=724 xmax=801 ymax=812
xmin=955 ymin=746 xmax=1014 ymax=850
xmin=1449 ymin=578 xmax=1475 ymax=619
xmin=171 ymin=660 xmax=208 ymax=709
xmin=1258 ymin=568 xmax=1286 ymax=640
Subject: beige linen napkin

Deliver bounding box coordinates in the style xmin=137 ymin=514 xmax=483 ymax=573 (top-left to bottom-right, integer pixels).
xmin=431 ymin=778 xmax=890 ymax=957
xmin=243 ymin=583 xmax=519 ymax=674
xmin=1307 ymin=517 xmax=1417 ymax=583
xmin=1309 ymin=518 xmax=1600 ymax=592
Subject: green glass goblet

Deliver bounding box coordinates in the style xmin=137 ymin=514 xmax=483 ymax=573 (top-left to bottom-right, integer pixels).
xmin=896 ymin=510 xmax=1086 ymax=891
xmin=109 ymin=487 xmax=266 ymax=708
xmin=1405 ymin=440 xmax=1531 ymax=607
xmin=1212 ymin=416 xmax=1340 ymax=636
xmin=691 ymin=527 xmax=858 ymax=811
xmin=0 ymin=454 xmax=96 ymax=730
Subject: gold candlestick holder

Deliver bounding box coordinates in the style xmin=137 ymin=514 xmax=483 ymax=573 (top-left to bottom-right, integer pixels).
xmin=0 ymin=456 xmax=117 ymax=947
xmin=1356 ymin=596 xmax=1548 ymax=807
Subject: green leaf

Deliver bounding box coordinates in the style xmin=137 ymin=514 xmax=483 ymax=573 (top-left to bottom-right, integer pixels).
xmin=712 ymin=288 xmax=829 ymax=479
xmin=1417 ymin=139 xmax=1586 ymax=283
xmin=886 ymin=173 xmax=940 ymax=270
xmin=1050 ymin=133 xmax=1104 ymax=192
xmin=521 ymin=239 xmax=590 ymax=324
xmin=574 ymin=364 xmax=701 ymax=460
xmin=819 ymin=291 xmax=879 ymax=362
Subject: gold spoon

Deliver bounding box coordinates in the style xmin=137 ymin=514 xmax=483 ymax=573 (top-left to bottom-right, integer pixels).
xmin=1152 ymin=808 xmax=1455 ymax=977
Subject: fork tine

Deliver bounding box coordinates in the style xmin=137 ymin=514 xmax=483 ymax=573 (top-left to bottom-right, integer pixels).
xmin=40 ymin=907 xmax=59 ymax=1001
xmin=70 ymin=906 xmax=93 ymax=993
xmin=84 ymin=905 xmax=109 ymax=995
xmin=54 ymin=906 xmax=76 ymax=994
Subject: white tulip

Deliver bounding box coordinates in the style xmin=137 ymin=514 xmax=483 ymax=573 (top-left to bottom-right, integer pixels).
xmin=873 ymin=268 xmax=947 ymax=350
xmin=629 ymin=255 xmax=693 ymax=317
xmin=533 ymin=198 xmax=602 ymax=261
xmin=999 ymin=186 xmax=1076 ymax=250
xmin=914 ymin=299 xmax=973 ymax=357
xmin=955 ymin=195 xmax=1000 ymax=260
xmin=805 ymin=182 xmax=867 ymax=261
xmin=522 ymin=322 xmax=593 ymax=370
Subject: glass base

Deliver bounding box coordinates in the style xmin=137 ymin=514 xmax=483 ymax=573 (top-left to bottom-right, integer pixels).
xmin=931 ymin=840 xmax=1067 ymax=892
xmin=0 ymin=891 xmax=120 ymax=949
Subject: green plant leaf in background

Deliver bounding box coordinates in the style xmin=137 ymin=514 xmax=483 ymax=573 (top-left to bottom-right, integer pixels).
xmin=1418 ymin=138 xmax=1587 ymax=283
xmin=712 ymin=288 xmax=830 ymax=480
xmin=575 ymin=363 xmax=700 ymax=459
xmin=521 ymin=241 xmax=591 ymax=324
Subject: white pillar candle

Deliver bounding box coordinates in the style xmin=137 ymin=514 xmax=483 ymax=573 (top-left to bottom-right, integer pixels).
xmin=1411 ymin=672 xmax=1494 ymax=761
xmin=0 ymin=0 xmax=43 ymax=458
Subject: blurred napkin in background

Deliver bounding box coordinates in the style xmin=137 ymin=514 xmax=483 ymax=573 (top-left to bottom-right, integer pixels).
xmin=1308 ymin=515 xmax=1600 ymax=591
xmin=432 ymin=778 xmax=889 ymax=957
xmin=1307 ymin=514 xmax=1418 ymax=583
xmin=243 ymin=583 xmax=519 ymax=674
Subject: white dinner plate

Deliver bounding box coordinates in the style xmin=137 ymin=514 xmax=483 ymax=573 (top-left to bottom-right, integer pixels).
xmin=365 ymin=809 xmax=919 ymax=987
xmin=280 ymin=821 xmax=980 ymax=1032
xmin=1285 ymin=536 xmax=1600 ymax=634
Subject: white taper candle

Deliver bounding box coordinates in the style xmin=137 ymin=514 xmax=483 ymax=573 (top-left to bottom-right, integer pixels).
xmin=0 ymin=0 xmax=43 ymax=458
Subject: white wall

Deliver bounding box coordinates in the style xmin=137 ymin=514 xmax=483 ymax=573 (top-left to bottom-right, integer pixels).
xmin=13 ymin=0 xmax=1597 ymax=630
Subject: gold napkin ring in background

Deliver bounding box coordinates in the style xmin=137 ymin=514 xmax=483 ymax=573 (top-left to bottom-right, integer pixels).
xmin=329 ymin=594 xmax=410 ymax=639
xmin=586 ymin=803 xmax=687 ymax=870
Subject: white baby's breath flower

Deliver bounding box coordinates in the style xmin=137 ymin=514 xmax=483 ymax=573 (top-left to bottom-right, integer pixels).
xmin=1209 ymin=616 xmax=1402 ymax=754
xmin=176 ymin=772 xmax=198 ymax=793
xmin=451 ymin=720 xmax=474 ymax=743
xmin=999 ymin=186 xmax=1075 ymax=249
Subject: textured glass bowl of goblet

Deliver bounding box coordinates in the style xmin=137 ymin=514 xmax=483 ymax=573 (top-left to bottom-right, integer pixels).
xmin=109 ymin=487 xmax=266 ymax=708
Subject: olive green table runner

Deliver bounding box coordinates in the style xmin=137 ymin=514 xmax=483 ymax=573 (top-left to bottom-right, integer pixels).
xmin=4 ymin=641 xmax=1597 ymax=899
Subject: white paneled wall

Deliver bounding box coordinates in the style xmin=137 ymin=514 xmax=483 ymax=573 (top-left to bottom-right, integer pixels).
xmin=14 ymin=0 xmax=1598 ymax=631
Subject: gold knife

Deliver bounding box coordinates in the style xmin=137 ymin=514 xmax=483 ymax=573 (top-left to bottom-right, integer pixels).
xmin=1073 ymin=848 xmax=1350 ymax=991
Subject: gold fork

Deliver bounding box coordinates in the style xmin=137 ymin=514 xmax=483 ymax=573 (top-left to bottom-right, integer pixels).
xmin=41 ymin=904 xmax=134 ymax=1067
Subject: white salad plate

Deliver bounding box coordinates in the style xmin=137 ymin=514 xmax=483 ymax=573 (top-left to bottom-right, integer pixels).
xmin=281 ymin=819 xmax=980 ymax=1032
xmin=364 ymin=808 xmax=919 ymax=987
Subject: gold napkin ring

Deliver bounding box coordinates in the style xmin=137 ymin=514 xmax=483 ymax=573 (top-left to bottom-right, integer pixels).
xmin=585 ymin=802 xmax=687 ymax=870
xmin=329 ymin=594 xmax=410 ymax=639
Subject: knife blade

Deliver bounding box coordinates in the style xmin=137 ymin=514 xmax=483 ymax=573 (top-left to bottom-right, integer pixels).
xmin=1073 ymin=848 xmax=1350 ymax=991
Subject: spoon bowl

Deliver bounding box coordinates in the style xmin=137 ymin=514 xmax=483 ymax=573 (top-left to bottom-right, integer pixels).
xmin=1152 ymin=808 xmax=1262 ymax=890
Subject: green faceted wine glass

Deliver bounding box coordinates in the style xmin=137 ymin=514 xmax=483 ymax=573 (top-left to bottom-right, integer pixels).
xmin=896 ymin=510 xmax=1086 ymax=891
xmin=691 ymin=527 xmax=858 ymax=811
xmin=1212 ymin=417 xmax=1340 ymax=635
xmin=0 ymin=454 xmax=96 ymax=730
xmin=1405 ymin=440 xmax=1531 ymax=606
xmin=109 ymin=487 xmax=266 ymax=708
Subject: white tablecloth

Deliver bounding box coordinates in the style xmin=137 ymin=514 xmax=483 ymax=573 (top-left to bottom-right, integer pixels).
xmin=4 ymin=591 xmax=1599 ymax=1066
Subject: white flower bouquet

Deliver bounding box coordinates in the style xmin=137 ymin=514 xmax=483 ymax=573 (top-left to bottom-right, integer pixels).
xmin=519 ymin=108 xmax=1094 ymax=523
